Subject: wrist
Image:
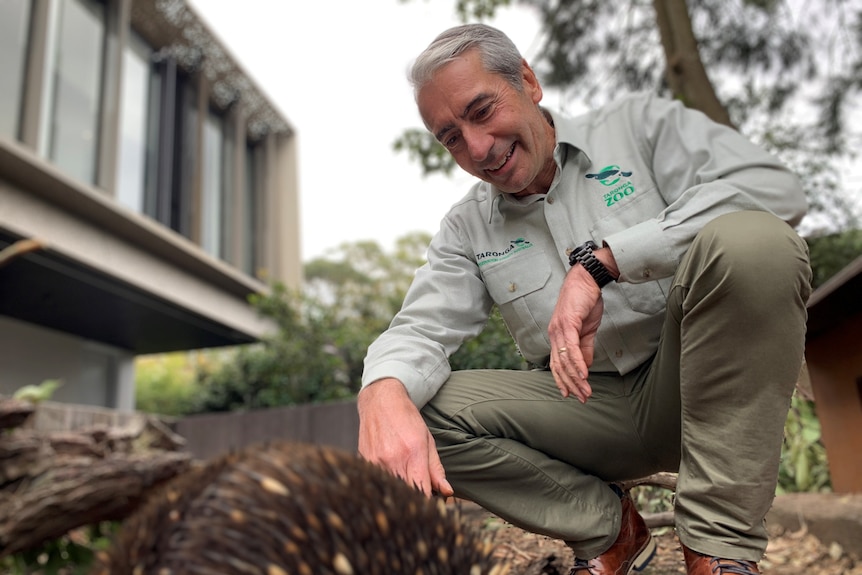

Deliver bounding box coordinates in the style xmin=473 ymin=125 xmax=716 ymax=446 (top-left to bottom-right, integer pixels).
xmin=568 ymin=241 xmax=616 ymax=288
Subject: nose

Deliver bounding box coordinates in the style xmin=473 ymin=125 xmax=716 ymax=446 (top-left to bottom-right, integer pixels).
xmin=463 ymin=126 xmax=494 ymax=163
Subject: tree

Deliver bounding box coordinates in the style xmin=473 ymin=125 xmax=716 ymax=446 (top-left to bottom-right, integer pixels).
xmin=305 ymin=234 xmax=528 ymax=375
xmin=190 ymin=285 xmax=356 ymax=413
xmin=304 ymin=233 xmax=434 ymax=388
xmin=806 ymin=228 xmax=862 ymax=288
xmin=187 ymin=234 xmax=527 ymax=414
xmin=449 ymin=308 xmax=528 ymax=370
xmin=396 ymin=0 xmax=862 ymax=235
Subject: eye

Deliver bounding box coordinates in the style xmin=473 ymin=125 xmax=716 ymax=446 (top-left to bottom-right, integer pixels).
xmin=443 ymin=133 xmax=461 ymax=150
xmin=474 ymin=104 xmax=492 ymax=120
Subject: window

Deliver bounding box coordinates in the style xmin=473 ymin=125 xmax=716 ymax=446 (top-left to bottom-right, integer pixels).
xmin=0 ymin=0 xmax=32 ymax=140
xmin=117 ymin=31 xmax=157 ymax=213
xmin=242 ymin=141 xmax=263 ymax=276
xmin=169 ymin=75 xmax=197 ymax=238
xmin=41 ymin=0 xmax=107 ymax=184
xmin=201 ymin=110 xmax=225 ymax=258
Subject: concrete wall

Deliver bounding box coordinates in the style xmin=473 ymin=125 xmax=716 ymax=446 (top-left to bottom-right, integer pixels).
xmin=0 ymin=316 xmax=135 ymax=410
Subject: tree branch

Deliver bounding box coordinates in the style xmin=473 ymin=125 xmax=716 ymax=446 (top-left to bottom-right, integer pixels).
xmin=651 ymin=0 xmax=735 ymax=127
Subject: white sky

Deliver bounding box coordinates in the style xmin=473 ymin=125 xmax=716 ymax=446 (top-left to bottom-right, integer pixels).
xmin=187 ymin=1 xmax=565 ymax=262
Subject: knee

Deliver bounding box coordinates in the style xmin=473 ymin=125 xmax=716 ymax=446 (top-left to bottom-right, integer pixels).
xmin=700 ymin=211 xmax=809 ymax=274
xmin=691 ymin=211 xmax=812 ymax=301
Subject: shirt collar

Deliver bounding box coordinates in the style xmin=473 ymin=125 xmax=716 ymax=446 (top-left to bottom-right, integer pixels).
xmin=485 ymin=108 xmax=593 ymax=222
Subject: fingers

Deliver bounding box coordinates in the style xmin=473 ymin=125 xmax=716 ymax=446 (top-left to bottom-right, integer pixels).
xmin=427 ymin=439 xmax=454 ymax=497
xmin=360 ymin=429 xmax=447 ymax=498
xmin=402 ymin=451 xmax=451 ymax=498
xmin=551 ymin=344 xmax=592 ymax=402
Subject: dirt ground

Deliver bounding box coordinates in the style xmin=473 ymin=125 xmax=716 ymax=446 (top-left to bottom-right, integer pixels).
xmin=461 ymin=502 xmax=862 ymax=575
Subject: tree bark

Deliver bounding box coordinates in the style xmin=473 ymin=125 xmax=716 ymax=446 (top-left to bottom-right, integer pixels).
xmin=0 ymin=398 xmax=193 ymax=558
xmin=652 ymin=0 xmax=735 ymax=128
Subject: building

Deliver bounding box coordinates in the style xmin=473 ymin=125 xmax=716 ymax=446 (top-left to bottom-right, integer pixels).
xmin=804 ymin=255 xmax=862 ymax=493
xmin=0 ymin=0 xmax=301 ymax=410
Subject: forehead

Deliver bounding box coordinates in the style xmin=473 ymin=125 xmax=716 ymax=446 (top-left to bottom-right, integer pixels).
xmin=416 ymin=51 xmax=503 ymax=131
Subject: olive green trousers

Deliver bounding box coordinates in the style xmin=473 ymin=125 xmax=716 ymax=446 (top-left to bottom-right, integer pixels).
xmin=421 ymin=211 xmax=812 ymax=561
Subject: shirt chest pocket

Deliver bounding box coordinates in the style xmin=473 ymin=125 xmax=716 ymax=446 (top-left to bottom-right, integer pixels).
xmin=480 ymin=251 xmax=554 ymax=362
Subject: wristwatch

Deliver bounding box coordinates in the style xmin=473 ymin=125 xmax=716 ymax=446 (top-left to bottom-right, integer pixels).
xmin=568 ymin=241 xmax=614 ymax=288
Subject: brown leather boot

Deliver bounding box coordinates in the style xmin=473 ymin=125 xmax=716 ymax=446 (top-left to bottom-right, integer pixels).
xmin=569 ymin=493 xmax=656 ymax=575
xmin=682 ymin=544 xmax=762 ymax=575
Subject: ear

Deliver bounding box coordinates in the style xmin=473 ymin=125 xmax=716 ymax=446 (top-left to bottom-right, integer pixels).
xmin=521 ymin=59 xmax=543 ymax=104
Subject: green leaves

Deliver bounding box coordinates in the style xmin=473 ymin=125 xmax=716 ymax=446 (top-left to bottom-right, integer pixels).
xmin=392 ymin=128 xmax=457 ymax=177
xmin=778 ymin=393 xmax=831 ymax=494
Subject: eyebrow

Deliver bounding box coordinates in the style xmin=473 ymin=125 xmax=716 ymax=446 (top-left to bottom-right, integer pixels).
xmin=434 ymin=92 xmax=492 ymax=142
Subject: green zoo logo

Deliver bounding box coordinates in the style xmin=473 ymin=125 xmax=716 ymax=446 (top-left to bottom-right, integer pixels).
xmin=585 ymin=165 xmax=636 ymax=207
xmin=603 ymin=182 xmax=635 ymax=207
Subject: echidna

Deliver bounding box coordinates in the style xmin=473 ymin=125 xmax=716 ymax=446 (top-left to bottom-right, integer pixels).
xmin=93 ymin=440 xmax=510 ymax=575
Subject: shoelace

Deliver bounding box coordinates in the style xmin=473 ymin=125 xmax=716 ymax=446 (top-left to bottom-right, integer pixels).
xmin=709 ymin=557 xmax=760 ymax=575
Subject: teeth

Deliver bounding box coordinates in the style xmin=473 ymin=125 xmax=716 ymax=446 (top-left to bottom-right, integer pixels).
xmin=489 ymin=144 xmax=515 ymax=172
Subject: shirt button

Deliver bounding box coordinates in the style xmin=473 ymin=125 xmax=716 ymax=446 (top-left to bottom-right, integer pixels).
xmin=509 ymin=282 xmax=517 ymax=292
xmin=615 ymin=350 xmax=624 ymax=358
xmin=642 ymin=268 xmax=652 ymax=279
xmin=565 ymin=248 xmax=573 ymax=257
xmin=547 ymin=197 xmax=555 ymax=204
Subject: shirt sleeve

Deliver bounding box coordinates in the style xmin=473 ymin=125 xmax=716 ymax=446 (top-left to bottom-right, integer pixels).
xmin=603 ymin=94 xmax=808 ymax=284
xmin=361 ymin=215 xmax=494 ymax=408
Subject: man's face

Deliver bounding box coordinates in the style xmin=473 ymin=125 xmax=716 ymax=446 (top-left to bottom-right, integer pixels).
xmin=417 ymin=49 xmax=556 ymax=196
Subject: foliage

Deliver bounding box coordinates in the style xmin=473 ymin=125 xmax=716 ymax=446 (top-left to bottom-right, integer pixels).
xmin=395 ymin=0 xmax=862 ymax=235
xmin=188 ymin=285 xmax=355 ymax=413
xmin=392 ymin=128 xmax=458 ymax=177
xmin=449 ymin=307 xmax=529 ymax=371
xmin=778 ymin=393 xmax=832 ymax=493
xmin=186 ymin=234 xmax=530 ymax=414
xmin=12 ymin=380 xmax=62 ymax=404
xmin=0 ymin=523 xmax=115 ymax=575
xmin=134 ymin=353 xmax=204 ymax=416
xmin=303 ymin=233 xmax=434 ymax=390
xmin=806 ymin=228 xmax=862 ymax=288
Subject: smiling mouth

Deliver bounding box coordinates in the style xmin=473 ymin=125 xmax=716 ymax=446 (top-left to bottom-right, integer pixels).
xmin=486 ymin=143 xmax=516 ymax=173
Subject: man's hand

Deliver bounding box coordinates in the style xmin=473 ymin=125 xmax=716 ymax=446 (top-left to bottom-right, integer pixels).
xmin=357 ymin=378 xmax=454 ymax=498
xmin=548 ymin=246 xmax=618 ymax=402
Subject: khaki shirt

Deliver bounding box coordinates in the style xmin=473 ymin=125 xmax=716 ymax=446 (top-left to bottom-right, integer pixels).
xmin=362 ymin=93 xmax=807 ymax=407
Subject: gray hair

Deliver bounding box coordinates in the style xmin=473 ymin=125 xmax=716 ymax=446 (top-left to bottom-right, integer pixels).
xmin=410 ymin=23 xmax=524 ymax=96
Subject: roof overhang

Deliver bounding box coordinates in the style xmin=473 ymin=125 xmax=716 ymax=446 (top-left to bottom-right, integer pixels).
xmin=0 ymin=139 xmax=274 ymax=355
xmin=806 ymin=254 xmax=862 ymax=340
xmin=0 ymin=231 xmax=257 ymax=354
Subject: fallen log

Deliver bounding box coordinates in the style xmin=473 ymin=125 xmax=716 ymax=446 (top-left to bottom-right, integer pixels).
xmin=0 ymin=398 xmax=35 ymax=431
xmin=0 ymin=397 xmax=193 ymax=558
xmin=0 ymin=451 xmax=191 ymax=556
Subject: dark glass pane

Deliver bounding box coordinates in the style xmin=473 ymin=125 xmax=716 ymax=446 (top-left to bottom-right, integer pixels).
xmin=243 ymin=142 xmax=261 ymax=275
xmin=170 ymin=75 xmax=196 ymax=237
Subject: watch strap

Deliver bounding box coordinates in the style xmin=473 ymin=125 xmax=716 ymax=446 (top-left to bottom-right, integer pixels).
xmin=568 ymin=241 xmax=614 ymax=288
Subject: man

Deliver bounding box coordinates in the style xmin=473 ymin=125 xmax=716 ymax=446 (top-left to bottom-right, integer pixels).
xmin=358 ymin=23 xmax=811 ymax=575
